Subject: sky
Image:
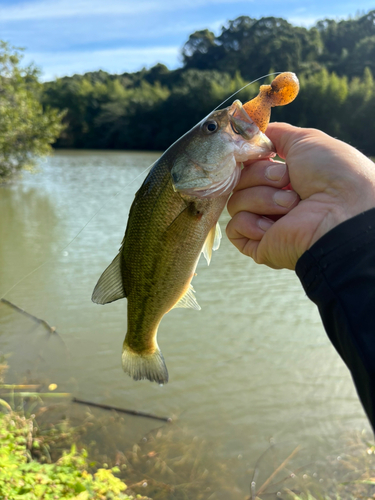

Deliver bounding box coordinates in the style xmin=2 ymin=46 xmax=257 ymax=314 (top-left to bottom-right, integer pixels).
xmin=0 ymin=0 xmax=373 ymax=81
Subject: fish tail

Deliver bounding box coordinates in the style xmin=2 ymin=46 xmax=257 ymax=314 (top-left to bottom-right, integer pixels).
xmin=122 ymin=342 xmax=169 ymax=384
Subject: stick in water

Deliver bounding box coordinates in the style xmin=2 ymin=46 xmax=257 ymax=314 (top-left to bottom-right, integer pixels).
xmin=255 ymin=445 xmax=301 ymax=497
xmin=72 ymin=397 xmax=172 ymax=423
xmin=0 ymin=298 xmax=58 ymax=334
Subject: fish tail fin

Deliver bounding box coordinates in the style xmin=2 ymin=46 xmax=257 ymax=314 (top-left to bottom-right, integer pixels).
xmin=122 ymin=342 xmax=169 ymax=384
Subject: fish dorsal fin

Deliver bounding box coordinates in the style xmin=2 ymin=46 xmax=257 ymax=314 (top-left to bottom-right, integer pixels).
xmin=202 ymin=222 xmax=222 ymax=265
xmin=92 ymin=253 xmax=126 ymax=304
xmin=173 ymin=284 xmax=201 ymax=310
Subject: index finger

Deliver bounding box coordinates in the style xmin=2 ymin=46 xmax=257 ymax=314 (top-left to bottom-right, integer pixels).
xmin=234 ymin=159 xmax=290 ymax=192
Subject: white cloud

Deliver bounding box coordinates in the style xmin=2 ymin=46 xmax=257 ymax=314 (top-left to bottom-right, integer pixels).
xmin=0 ymin=0 xmax=253 ymax=21
xmin=0 ymin=0 xmax=154 ymax=21
xmin=23 ymin=45 xmax=181 ymax=80
xmin=286 ymin=9 xmax=357 ymax=27
xmin=2 ymin=0 xmax=362 ymax=81
xmin=286 ymin=14 xmax=323 ymax=27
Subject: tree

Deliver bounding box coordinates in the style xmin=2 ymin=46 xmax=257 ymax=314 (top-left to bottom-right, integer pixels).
xmin=346 ymin=36 xmax=375 ymax=77
xmin=182 ymin=17 xmax=323 ymax=79
xmin=315 ymin=10 xmax=375 ymax=75
xmin=182 ymin=29 xmax=224 ymax=70
xmin=42 ymin=74 xmax=111 ymax=148
xmin=0 ymin=42 xmax=64 ymax=180
xmin=38 ymin=11 xmax=375 ymax=156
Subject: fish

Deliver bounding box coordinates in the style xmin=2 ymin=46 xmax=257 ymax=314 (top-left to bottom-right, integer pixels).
xmin=92 ymin=99 xmax=275 ymax=384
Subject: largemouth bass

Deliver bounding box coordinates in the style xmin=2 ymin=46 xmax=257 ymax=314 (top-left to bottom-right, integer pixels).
xmin=92 ymin=100 xmax=275 ymax=384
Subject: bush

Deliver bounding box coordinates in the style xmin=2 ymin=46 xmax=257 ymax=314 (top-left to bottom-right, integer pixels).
xmin=0 ymin=411 xmax=139 ymax=499
xmin=0 ymin=42 xmax=64 ymax=180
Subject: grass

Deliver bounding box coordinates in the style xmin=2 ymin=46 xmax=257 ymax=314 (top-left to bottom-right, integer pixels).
xmin=1 ymin=355 xmax=375 ymax=500
xmin=0 ymin=411 xmax=138 ymax=500
xmin=0 ymin=355 xmax=149 ymax=500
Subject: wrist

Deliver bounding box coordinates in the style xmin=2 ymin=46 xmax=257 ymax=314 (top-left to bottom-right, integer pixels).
xmin=308 ymin=202 xmax=374 ymax=249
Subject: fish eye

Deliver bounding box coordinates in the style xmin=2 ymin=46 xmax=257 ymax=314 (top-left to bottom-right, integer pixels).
xmin=231 ymin=122 xmax=241 ymax=135
xmin=203 ymin=120 xmax=218 ymax=133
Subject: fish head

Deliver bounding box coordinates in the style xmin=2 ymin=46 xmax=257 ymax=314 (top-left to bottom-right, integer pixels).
xmin=171 ymin=100 xmax=275 ymax=198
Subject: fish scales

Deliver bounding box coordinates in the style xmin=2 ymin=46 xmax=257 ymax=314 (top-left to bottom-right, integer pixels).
xmin=122 ymin=158 xmax=226 ymax=356
xmin=91 ymin=88 xmax=296 ymax=383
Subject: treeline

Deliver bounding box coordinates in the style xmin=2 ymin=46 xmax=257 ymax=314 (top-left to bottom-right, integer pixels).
xmin=42 ymin=10 xmax=375 ymax=155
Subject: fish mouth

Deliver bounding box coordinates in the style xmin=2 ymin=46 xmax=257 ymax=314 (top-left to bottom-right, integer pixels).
xmin=229 ymin=100 xmax=260 ymax=140
xmin=229 ymin=100 xmax=276 ymax=162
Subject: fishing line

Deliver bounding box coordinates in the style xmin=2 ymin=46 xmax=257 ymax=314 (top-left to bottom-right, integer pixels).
xmin=0 ymin=162 xmax=155 ymax=300
xmin=2 ymin=72 xmax=278 ymax=299
xmin=167 ymin=72 xmax=283 ymax=150
xmin=212 ymin=71 xmax=282 ymax=112
xmin=195 ymin=72 xmax=282 ymax=128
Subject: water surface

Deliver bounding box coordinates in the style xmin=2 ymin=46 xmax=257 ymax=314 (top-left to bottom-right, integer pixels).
xmin=0 ymin=150 xmax=369 ymax=491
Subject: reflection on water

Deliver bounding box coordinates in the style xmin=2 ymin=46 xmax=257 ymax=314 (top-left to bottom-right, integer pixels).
xmin=0 ymin=150 xmax=370 ymax=493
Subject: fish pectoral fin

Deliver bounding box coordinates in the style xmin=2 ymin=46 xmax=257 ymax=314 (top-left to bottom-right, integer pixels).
xmin=173 ymin=284 xmax=201 ymax=310
xmin=92 ymin=252 xmax=126 ymax=304
xmin=163 ymin=203 xmax=192 ymax=236
xmin=202 ymin=222 xmax=222 ymax=265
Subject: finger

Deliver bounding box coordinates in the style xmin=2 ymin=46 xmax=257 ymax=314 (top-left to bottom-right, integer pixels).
xmin=225 ymin=212 xmax=268 ymax=261
xmin=265 ymin=122 xmax=330 ymax=160
xmin=235 ymin=159 xmax=290 ymax=192
xmin=232 ymin=236 xmax=260 ymax=261
xmin=226 ymin=211 xmax=274 ymax=245
xmin=227 ymin=186 xmax=299 ymax=217
xmin=265 ymin=122 xmax=305 ymax=159
xmin=226 ymin=212 xmax=280 ymax=268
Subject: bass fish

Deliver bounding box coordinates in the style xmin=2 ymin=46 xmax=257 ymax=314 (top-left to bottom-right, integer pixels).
xmin=92 ymin=73 xmax=299 ymax=384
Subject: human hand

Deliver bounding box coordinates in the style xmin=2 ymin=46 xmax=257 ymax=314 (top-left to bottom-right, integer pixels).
xmin=226 ymin=122 xmax=375 ymax=270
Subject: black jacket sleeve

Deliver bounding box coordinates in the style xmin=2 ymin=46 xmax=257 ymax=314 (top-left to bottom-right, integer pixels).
xmin=295 ymin=208 xmax=375 ymax=430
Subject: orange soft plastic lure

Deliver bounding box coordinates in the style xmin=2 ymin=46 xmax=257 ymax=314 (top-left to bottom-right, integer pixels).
xmin=242 ymin=72 xmax=299 ymax=133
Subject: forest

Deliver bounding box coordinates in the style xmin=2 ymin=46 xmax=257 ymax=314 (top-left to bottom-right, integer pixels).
xmin=42 ymin=10 xmax=375 ymax=155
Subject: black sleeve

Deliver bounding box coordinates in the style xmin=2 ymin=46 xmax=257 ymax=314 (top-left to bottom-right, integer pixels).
xmin=295 ymin=208 xmax=375 ymax=430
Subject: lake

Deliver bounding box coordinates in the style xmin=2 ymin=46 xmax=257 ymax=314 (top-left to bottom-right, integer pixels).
xmin=0 ymin=150 xmax=370 ymax=495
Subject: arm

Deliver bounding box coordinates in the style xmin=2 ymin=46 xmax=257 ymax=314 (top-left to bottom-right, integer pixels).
xmin=226 ymin=123 xmax=375 ymax=429
xmin=296 ymin=209 xmax=375 ymax=427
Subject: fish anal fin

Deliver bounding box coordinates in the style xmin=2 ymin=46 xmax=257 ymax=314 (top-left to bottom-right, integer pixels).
xmin=173 ymin=283 xmax=201 ymax=311
xmin=202 ymin=222 xmax=222 ymax=265
xmin=92 ymin=253 xmax=126 ymax=304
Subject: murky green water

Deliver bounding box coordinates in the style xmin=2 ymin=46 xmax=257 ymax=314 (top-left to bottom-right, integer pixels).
xmin=0 ymin=150 xmax=370 ymax=490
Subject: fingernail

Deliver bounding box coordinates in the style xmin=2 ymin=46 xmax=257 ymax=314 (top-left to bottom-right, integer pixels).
xmin=265 ymin=163 xmax=286 ymax=181
xmin=257 ymin=216 xmax=274 ymax=232
xmin=274 ymin=189 xmax=298 ymax=208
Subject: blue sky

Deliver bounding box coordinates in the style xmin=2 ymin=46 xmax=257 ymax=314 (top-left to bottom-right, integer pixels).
xmin=0 ymin=0 xmax=373 ymax=81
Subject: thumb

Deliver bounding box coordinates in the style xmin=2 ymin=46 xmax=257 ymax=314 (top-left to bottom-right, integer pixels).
xmin=265 ymin=122 xmax=311 ymax=160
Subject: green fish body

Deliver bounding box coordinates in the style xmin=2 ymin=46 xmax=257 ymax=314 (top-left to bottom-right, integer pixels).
xmin=92 ymin=101 xmax=275 ymax=383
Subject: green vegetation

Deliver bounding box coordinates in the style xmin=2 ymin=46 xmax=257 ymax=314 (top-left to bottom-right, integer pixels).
xmin=0 ymin=42 xmax=64 ymax=180
xmin=40 ymin=10 xmax=375 ymax=156
xmin=2 ymin=11 xmax=375 ymax=173
xmin=0 ymin=411 xmax=133 ymax=500
xmin=0 ymin=347 xmax=374 ymax=500
xmin=0 ymin=357 xmax=149 ymax=500
xmin=110 ymin=426 xmax=375 ymax=500
xmin=2 ymin=11 xmax=375 ymax=180
xmin=2 ymin=405 xmax=375 ymax=500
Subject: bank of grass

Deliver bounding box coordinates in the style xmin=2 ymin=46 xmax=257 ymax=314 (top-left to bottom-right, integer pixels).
xmin=0 ymin=411 xmax=138 ymax=499
xmin=3 ymin=411 xmax=375 ymax=500
xmin=1 ymin=355 xmax=375 ymax=500
xmin=0 ymin=359 xmax=150 ymax=500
